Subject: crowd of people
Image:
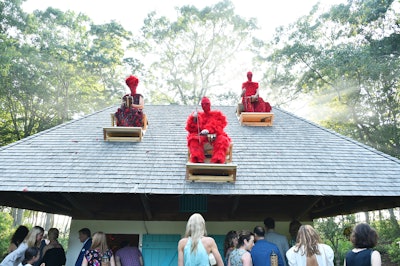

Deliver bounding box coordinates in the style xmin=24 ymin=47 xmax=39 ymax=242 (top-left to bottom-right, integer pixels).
xmin=0 ymin=215 xmax=382 ymax=266
xmin=0 ymin=226 xmax=143 ymax=266
xmin=178 ymin=213 xmax=382 ymax=266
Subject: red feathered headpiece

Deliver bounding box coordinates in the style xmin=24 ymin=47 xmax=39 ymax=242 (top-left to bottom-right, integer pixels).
xmin=125 ymin=75 xmax=139 ymax=95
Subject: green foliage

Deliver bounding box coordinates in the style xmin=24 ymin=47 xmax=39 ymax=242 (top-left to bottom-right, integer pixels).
xmin=255 ymin=0 xmax=400 ymax=159
xmin=58 ymin=234 xmax=69 ymax=251
xmin=0 ymin=212 xmax=13 ymax=259
xmin=316 ymin=213 xmax=400 ymax=265
xmin=369 ymin=218 xmax=400 ymax=263
xmin=315 ymin=215 xmax=356 ymax=264
xmin=0 ymin=0 xmax=134 ymax=146
xmin=388 ymin=237 xmax=400 ymax=263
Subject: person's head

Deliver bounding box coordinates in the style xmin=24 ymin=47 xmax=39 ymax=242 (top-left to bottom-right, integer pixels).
xmin=289 ymin=220 xmax=302 ymax=239
xmin=201 ymin=97 xmax=211 ymax=114
xmin=48 ymin=228 xmax=59 ymax=241
xmin=91 ymin=232 xmax=109 ymax=254
xmin=24 ymin=226 xmax=44 ymax=247
xmin=78 ymin=228 xmax=91 ymax=243
xmin=120 ymin=240 xmax=130 ymax=248
xmin=126 ymin=75 xmax=139 ymax=95
xmin=237 ymin=230 xmax=255 ymax=251
xmin=247 ymin=71 xmax=253 ymax=81
xmin=185 ymin=213 xmax=207 ymax=238
xmin=11 ymin=225 xmax=29 ymax=246
xmin=253 ymin=226 xmax=265 ymax=241
xmin=223 ymin=230 xmax=238 ymax=255
xmin=295 ymin=225 xmax=322 ymax=256
xmin=263 ymin=217 xmax=275 ymax=230
xmin=350 ymin=223 xmax=378 ymax=248
xmin=22 ymin=247 xmax=40 ymax=265
xmin=185 ymin=213 xmax=207 ymax=253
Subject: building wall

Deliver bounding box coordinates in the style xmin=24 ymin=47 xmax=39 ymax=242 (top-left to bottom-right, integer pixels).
xmin=66 ymin=219 xmax=292 ymax=266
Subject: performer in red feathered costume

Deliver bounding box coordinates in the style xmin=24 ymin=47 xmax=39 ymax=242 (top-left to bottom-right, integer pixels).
xmin=115 ymin=75 xmax=145 ymax=127
xmin=241 ymin=71 xmax=272 ymax=112
xmin=186 ymin=97 xmax=231 ymax=164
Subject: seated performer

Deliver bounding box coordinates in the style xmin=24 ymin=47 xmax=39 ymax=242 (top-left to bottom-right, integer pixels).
xmin=241 ymin=71 xmax=272 ymax=112
xmin=186 ymin=97 xmax=231 ymax=164
xmin=114 ymin=75 xmax=144 ymax=127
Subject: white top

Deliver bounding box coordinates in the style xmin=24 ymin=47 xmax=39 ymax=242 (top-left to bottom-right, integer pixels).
xmin=0 ymin=243 xmax=28 ymax=266
xmin=286 ymin=244 xmax=334 ymax=266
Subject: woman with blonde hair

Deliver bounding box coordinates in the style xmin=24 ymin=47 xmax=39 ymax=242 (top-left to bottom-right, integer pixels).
xmin=1 ymin=226 xmax=44 ymax=266
xmin=178 ymin=213 xmax=224 ymax=266
xmin=286 ymin=225 xmax=334 ymax=266
xmin=82 ymin=232 xmax=115 ymax=266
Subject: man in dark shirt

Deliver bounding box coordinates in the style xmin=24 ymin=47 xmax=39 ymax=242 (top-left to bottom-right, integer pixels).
xmin=75 ymin=228 xmax=92 ymax=266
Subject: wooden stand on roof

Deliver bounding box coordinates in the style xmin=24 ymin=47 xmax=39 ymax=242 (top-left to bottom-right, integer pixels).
xmin=103 ymin=113 xmax=148 ymax=142
xmin=186 ymin=143 xmax=237 ymax=182
xmin=237 ymin=103 xmax=274 ymax=126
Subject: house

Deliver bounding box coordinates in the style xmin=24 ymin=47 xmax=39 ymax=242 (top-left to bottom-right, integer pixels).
xmin=0 ymin=105 xmax=399 ymax=265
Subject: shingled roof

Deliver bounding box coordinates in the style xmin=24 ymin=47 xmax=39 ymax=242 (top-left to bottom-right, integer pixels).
xmin=0 ymin=105 xmax=399 ymax=221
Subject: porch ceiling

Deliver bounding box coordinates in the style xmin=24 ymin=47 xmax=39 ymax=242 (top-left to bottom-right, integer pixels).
xmin=1 ymin=192 xmax=399 ymax=222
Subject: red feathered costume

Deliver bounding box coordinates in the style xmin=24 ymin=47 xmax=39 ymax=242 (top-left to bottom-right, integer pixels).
xmin=186 ymin=97 xmax=231 ymax=164
xmin=115 ymin=75 xmax=144 ymax=127
xmin=241 ymin=71 xmax=272 ymax=112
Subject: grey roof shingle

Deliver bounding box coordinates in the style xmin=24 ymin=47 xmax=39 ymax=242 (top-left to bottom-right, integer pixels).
xmin=1 ymin=105 xmax=399 ymax=197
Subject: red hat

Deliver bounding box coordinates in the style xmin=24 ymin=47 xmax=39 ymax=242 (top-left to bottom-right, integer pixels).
xmin=125 ymin=75 xmax=139 ymax=95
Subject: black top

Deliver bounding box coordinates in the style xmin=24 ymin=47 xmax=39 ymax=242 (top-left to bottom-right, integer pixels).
xmin=345 ymin=249 xmax=372 ymax=266
xmin=41 ymin=247 xmax=66 ymax=266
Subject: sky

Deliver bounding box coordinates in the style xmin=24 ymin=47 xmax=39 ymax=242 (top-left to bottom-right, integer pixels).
xmin=22 ymin=0 xmax=346 ymax=39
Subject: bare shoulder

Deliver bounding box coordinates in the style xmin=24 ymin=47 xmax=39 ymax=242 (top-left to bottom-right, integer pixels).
xmin=202 ymin=236 xmax=216 ymax=244
xmin=201 ymin=237 xmax=217 ymax=250
xmin=178 ymin=238 xmax=188 ymax=249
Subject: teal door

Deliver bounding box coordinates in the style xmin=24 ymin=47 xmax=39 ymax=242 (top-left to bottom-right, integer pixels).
xmin=142 ymin=234 xmax=225 ymax=266
xmin=142 ymin=234 xmax=181 ymax=266
xmin=210 ymin=235 xmax=225 ymax=262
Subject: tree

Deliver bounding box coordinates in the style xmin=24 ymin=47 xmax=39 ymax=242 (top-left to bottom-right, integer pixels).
xmin=315 ymin=215 xmax=355 ymax=266
xmin=254 ymin=0 xmax=399 ymax=158
xmin=0 ymin=211 xmax=13 ymax=259
xmin=1 ymin=1 xmax=134 ymax=146
xmin=134 ymin=0 xmax=258 ymax=105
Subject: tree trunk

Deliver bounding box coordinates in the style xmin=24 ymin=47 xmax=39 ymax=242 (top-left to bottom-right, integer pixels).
xmin=388 ymin=208 xmax=400 ymax=235
xmin=44 ymin=213 xmax=54 ymax=231
xmin=11 ymin=208 xmax=24 ymax=226
xmin=364 ymin=211 xmax=370 ymax=224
